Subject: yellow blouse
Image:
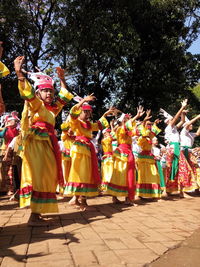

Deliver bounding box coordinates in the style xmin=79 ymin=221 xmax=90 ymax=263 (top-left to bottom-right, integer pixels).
xmin=136 ymin=124 xmax=161 ymax=151
xmin=18 ymin=79 xmax=74 ymax=139
xmin=115 ymin=119 xmax=137 ymax=145
xmin=69 ymin=104 xmax=109 ymax=138
xmin=101 ymin=136 xmax=113 ymax=153
xmin=0 ymin=61 xmax=10 ymax=77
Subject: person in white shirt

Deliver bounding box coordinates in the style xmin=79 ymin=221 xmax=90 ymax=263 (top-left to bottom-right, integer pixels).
xmin=180 ymin=114 xmax=200 ymax=193
xmin=163 ymin=99 xmax=191 ymax=197
xmin=151 ymin=137 xmax=166 ymax=196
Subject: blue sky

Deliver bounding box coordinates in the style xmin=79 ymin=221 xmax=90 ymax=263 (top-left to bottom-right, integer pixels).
xmin=187 ymin=35 xmax=200 ymax=54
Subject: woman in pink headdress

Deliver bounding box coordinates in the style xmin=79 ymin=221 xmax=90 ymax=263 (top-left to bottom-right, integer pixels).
xmin=104 ymin=107 xmax=144 ymax=205
xmin=14 ymin=56 xmax=74 ymax=226
xmin=64 ymin=97 xmax=115 ymax=210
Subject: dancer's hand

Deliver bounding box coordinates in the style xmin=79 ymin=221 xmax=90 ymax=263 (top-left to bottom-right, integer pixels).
xmin=181 ymin=99 xmax=188 ymax=108
xmin=84 ymin=93 xmax=96 ymax=102
xmin=56 ymin=67 xmax=65 ymax=80
xmin=14 ymin=56 xmax=25 ymax=73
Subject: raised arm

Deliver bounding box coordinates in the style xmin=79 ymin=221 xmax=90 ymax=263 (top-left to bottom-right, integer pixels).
xmin=176 ymin=109 xmax=188 ymax=129
xmin=184 ymin=114 xmax=200 ymax=130
xmin=56 ymin=67 xmax=68 ymax=89
xmin=169 ymin=99 xmax=188 ymax=127
xmin=196 ymin=126 xmax=200 ymax=136
xmin=14 ymin=56 xmax=26 ymax=86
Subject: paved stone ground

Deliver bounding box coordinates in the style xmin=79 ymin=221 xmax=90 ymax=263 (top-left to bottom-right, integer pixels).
xmin=1 ymin=194 xmax=200 ymax=267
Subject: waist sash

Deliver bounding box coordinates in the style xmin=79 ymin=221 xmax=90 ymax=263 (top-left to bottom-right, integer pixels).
xmin=75 ymin=136 xmax=101 ymax=184
xmin=33 ymin=121 xmax=64 ymax=186
xmin=118 ymin=144 xmax=135 ymax=200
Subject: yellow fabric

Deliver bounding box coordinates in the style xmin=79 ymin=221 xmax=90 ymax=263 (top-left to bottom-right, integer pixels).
xmin=104 ymin=124 xmax=136 ymax=197
xmin=62 ymin=159 xmax=71 ymax=184
xmin=136 ymin=157 xmax=161 ymax=198
xmin=136 ymin=124 xmax=161 ymax=198
xmin=19 ymin=79 xmax=73 ymax=213
xmin=20 ymin=137 xmax=58 ymax=213
xmin=0 ymin=61 xmax=10 ymax=77
xmin=70 ymin=104 xmax=108 ymax=138
xmin=66 ymin=104 xmax=108 ymax=196
xmin=61 ymin=133 xmax=74 ymax=185
xmin=101 ymin=136 xmax=113 ymax=184
xmin=137 ymin=136 xmax=152 ymax=151
xmin=115 ymin=126 xmax=132 ymax=145
xmin=101 ymin=136 xmax=113 ymax=153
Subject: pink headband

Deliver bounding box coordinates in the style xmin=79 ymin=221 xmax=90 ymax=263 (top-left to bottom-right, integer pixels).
xmin=37 ymin=83 xmax=54 ymax=90
xmin=82 ymin=104 xmax=92 ymax=111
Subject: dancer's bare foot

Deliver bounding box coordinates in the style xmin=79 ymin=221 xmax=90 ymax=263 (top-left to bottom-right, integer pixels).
xmin=69 ymin=196 xmax=80 ymax=206
xmin=180 ymin=192 xmax=193 ymax=198
xmin=27 ymin=213 xmax=49 ymax=227
xmin=112 ymin=196 xmax=123 ymax=204
xmin=7 ymin=190 xmax=13 ymax=196
xmin=124 ymin=197 xmax=138 ymax=206
xmin=78 ymin=204 xmax=96 ymax=211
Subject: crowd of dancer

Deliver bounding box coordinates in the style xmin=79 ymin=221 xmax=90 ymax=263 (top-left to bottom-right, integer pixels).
xmin=0 ymin=42 xmax=200 ymax=227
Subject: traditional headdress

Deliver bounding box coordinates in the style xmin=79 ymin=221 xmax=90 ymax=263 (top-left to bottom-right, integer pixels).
xmin=159 ymin=108 xmax=173 ymax=123
xmin=102 ymin=128 xmax=111 ymax=134
xmin=5 ymin=111 xmax=20 ymax=123
xmin=118 ymin=113 xmax=130 ymax=122
xmin=22 ymin=68 xmax=54 ymax=91
xmin=82 ymin=102 xmax=92 ymax=111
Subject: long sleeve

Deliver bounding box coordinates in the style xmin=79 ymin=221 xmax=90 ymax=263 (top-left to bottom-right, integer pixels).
xmin=0 ymin=61 xmax=10 ymax=78
xmin=54 ymin=87 xmax=74 ymax=116
xmin=18 ymin=79 xmax=42 ymax=113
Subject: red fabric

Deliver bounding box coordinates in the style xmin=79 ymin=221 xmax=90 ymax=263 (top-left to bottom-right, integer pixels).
xmin=32 ymin=121 xmax=64 ymax=186
xmin=82 ymin=104 xmax=92 ymax=111
xmin=80 ymin=121 xmax=91 ymax=129
xmin=118 ymin=144 xmax=135 ymax=200
xmin=5 ymin=126 xmax=19 ymax=146
xmin=37 ymin=83 xmax=54 ymax=90
xmin=32 ymin=190 xmax=57 ymax=200
xmin=75 ymin=136 xmax=101 ymax=184
xmin=44 ymin=103 xmax=59 ymax=112
xmin=140 ymin=150 xmax=154 ymax=157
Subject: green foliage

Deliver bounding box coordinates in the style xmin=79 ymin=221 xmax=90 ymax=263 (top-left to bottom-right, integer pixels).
xmin=0 ymin=0 xmax=200 ymax=118
xmin=192 ymin=83 xmax=200 ymax=100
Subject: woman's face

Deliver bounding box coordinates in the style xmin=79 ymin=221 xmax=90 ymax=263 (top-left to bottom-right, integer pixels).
xmin=152 ymin=137 xmax=158 ymax=145
xmin=79 ymin=110 xmax=92 ymax=121
xmin=6 ymin=119 xmax=17 ymax=127
xmin=37 ymin=88 xmax=54 ymax=104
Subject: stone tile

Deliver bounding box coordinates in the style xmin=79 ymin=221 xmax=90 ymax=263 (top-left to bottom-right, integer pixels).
xmin=104 ymin=238 xmax=128 ymax=249
xmin=27 ymin=252 xmax=73 ymax=264
xmin=94 ymin=250 xmax=121 ymax=265
xmin=71 ymin=249 xmax=98 ymax=266
xmin=120 ymin=237 xmax=146 ymax=249
xmin=1 ymin=256 xmax=26 ymax=266
xmin=144 ymin=242 xmax=169 ymax=255
xmin=114 ymin=249 xmax=158 ymax=265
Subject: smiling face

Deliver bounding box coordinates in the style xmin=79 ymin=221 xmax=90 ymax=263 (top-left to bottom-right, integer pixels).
xmin=37 ymin=88 xmax=54 ymax=104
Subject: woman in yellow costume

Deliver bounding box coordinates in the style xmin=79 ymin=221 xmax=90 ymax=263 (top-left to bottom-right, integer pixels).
xmin=14 ymin=56 xmax=74 ymax=226
xmin=0 ymin=41 xmax=10 ymax=79
xmin=136 ymin=110 xmax=162 ymax=199
xmin=64 ymin=96 xmax=115 ymax=210
xmin=101 ymin=128 xmax=114 ymax=190
xmin=60 ymin=120 xmax=75 ymax=195
xmin=105 ymin=107 xmax=145 ymax=205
